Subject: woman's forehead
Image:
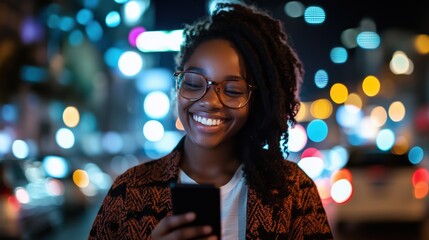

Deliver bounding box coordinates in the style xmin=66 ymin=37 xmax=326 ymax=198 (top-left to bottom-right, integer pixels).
xmin=185 ymin=39 xmax=246 ymax=77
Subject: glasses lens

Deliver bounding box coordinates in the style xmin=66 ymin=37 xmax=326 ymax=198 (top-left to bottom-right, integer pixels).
xmin=176 ymin=72 xmax=251 ymax=108
xmin=177 ymin=72 xmax=207 ymax=100
xmin=218 ymin=80 xmax=250 ymax=108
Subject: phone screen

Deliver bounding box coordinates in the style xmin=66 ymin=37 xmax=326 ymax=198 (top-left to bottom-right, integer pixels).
xmin=170 ymin=183 xmax=221 ymax=239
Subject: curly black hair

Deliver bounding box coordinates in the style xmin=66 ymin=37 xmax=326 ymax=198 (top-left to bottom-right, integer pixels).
xmin=175 ymin=2 xmax=303 ymax=204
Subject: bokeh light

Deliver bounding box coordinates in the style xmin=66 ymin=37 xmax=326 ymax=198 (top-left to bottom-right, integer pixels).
xmin=376 ymin=128 xmax=395 ymax=151
xmin=356 ymin=31 xmax=380 ymax=49
xmin=118 ymin=51 xmax=143 ymax=77
xmin=330 ymin=83 xmax=348 ymax=104
xmin=307 ymin=119 xmax=328 ymax=142
xmin=310 ymin=99 xmax=332 ymax=119
xmin=76 ymin=9 xmax=94 ymax=25
xmin=136 ymin=30 xmax=183 ymax=52
xmin=144 ymin=91 xmax=170 ymax=119
xmin=42 ymin=156 xmax=69 ymax=178
xmin=314 ymin=69 xmax=329 ymax=88
xmin=390 ymin=51 xmax=414 ymax=75
xmin=344 ymin=93 xmax=362 ymax=113
xmin=330 ymin=47 xmax=348 ymax=64
xmin=388 ymin=101 xmax=406 ymax=122
xmin=341 ymin=28 xmax=358 ymax=49
xmin=143 ymin=120 xmax=164 ymax=142
xmin=73 ymin=169 xmax=90 ymax=188
xmin=409 ymin=146 xmax=424 ymax=164
xmin=331 ymin=179 xmax=353 ymax=204
xmin=0 ymin=131 xmax=12 ymax=155
xmin=362 ymin=75 xmax=380 ymax=97
xmin=12 ymin=140 xmax=30 ymax=159
xmin=295 ymin=102 xmax=309 ymax=122
xmin=336 ymin=105 xmax=363 ymax=128
xmin=370 ymin=106 xmax=387 ymax=127
xmin=392 ymin=136 xmax=410 ymax=155
xmin=55 ymin=128 xmax=75 ymax=149
xmin=298 ymin=156 xmax=324 ymax=178
xmin=304 ymin=6 xmax=325 ymax=24
xmin=415 ymin=34 xmax=429 ymax=54
xmin=358 ymin=117 xmax=379 ymax=140
xmin=284 ymin=1 xmax=305 ymax=18
xmin=105 ymin=11 xmax=121 ymax=28
xmin=63 ymin=106 xmax=80 ymax=128
xmin=288 ymin=124 xmax=307 ymax=152
xmin=85 ymin=20 xmax=103 ymax=42
xmin=129 ymin=26 xmax=146 ymax=47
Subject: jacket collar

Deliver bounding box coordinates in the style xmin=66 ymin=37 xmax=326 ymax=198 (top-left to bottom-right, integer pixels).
xmin=146 ymin=136 xmax=185 ymax=183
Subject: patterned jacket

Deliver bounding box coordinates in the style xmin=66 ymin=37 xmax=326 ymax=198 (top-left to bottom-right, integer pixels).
xmin=89 ymin=139 xmax=333 ymax=239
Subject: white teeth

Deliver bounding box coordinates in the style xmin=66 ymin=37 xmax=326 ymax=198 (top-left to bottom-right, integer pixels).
xmin=193 ymin=115 xmax=222 ymax=126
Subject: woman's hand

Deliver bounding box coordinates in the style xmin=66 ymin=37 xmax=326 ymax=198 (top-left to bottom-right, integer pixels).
xmin=151 ymin=212 xmax=217 ymax=240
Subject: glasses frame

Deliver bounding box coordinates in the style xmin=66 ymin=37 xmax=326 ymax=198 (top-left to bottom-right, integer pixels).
xmin=174 ymin=71 xmax=255 ymax=109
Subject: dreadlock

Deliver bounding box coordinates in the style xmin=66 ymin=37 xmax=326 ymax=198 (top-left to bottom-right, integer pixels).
xmin=175 ymin=2 xmax=303 ymax=204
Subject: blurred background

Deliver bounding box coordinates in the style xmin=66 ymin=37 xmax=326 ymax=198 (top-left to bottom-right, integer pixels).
xmin=0 ymin=0 xmax=428 ymax=239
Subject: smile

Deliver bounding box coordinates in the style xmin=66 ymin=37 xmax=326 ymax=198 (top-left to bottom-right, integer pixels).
xmin=192 ymin=114 xmax=223 ymax=126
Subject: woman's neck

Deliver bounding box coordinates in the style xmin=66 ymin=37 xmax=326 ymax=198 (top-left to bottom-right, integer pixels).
xmin=181 ymin=137 xmax=240 ymax=186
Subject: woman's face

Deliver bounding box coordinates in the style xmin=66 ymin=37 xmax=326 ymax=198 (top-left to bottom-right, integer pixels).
xmin=177 ymin=39 xmax=250 ymax=149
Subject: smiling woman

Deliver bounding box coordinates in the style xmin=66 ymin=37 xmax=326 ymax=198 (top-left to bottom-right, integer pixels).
xmin=176 ymin=39 xmax=251 ymax=149
xmin=89 ymin=2 xmax=333 ymax=239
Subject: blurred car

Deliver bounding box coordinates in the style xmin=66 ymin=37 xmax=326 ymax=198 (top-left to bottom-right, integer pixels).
xmin=40 ymin=155 xmax=112 ymax=216
xmin=40 ymin=155 xmax=90 ymax=216
xmin=0 ymin=159 xmax=64 ymax=239
xmin=331 ymin=147 xmax=429 ymax=229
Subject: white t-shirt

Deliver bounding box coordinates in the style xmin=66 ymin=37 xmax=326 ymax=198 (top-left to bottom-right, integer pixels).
xmin=179 ymin=165 xmax=248 ymax=240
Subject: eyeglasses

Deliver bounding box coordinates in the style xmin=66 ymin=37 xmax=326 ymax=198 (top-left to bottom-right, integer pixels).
xmin=174 ymin=71 xmax=255 ymax=109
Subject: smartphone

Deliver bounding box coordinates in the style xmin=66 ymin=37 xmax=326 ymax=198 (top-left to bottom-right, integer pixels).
xmin=170 ymin=182 xmax=221 ymax=239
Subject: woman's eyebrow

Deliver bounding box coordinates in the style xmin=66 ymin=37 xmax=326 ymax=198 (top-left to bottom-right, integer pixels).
xmin=184 ymin=66 xmax=245 ymax=80
xmin=184 ymin=66 xmax=205 ymax=74
xmin=225 ymin=75 xmax=245 ymax=80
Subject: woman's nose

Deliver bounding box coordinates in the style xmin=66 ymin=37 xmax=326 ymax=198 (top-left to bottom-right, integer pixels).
xmin=198 ymin=86 xmax=223 ymax=109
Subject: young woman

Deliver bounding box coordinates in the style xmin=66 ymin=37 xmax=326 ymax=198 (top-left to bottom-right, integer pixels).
xmin=89 ymin=2 xmax=333 ymax=239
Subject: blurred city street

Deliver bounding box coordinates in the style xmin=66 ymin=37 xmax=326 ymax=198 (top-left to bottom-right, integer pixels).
xmin=325 ymin=202 xmax=429 ymax=240
xmin=39 ymin=193 xmax=105 ymax=240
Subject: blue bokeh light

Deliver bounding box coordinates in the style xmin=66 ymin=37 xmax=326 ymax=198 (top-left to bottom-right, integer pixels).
xmin=304 ymin=6 xmax=325 ymax=24
xmin=307 ymin=119 xmax=328 ymax=142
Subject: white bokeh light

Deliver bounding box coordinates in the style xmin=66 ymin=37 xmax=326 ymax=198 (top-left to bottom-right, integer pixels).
xmin=376 ymin=128 xmax=395 ymax=151
xmin=0 ymin=131 xmax=12 ymax=154
xmin=12 ymin=139 xmax=30 ymax=159
xmin=288 ymin=124 xmax=307 ymax=152
xmin=297 ymin=156 xmax=324 ymax=179
xmin=42 ymin=155 xmax=69 ymax=178
xmin=123 ymin=0 xmax=150 ymax=26
xmin=144 ymin=91 xmax=170 ymax=119
xmin=118 ymin=51 xmax=143 ymax=77
xmin=55 ymin=128 xmax=75 ymax=149
xmin=331 ymin=179 xmax=353 ymax=204
xmin=143 ymin=120 xmax=164 ymax=142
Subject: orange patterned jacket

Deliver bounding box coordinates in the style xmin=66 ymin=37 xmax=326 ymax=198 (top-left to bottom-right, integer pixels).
xmin=89 ymin=139 xmax=333 ymax=240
